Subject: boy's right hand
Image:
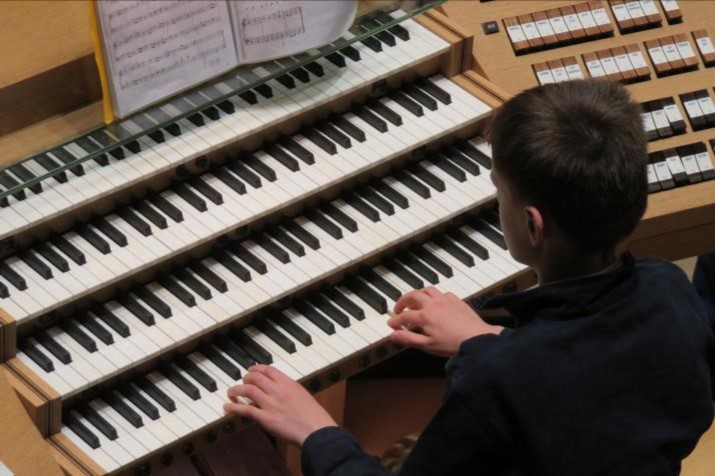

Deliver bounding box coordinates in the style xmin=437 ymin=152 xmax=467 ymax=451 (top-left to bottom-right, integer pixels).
xmin=388 ymin=287 xmax=502 ymax=357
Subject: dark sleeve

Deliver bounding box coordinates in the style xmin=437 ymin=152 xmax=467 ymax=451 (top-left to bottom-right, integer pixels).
xmin=301 ymin=426 xmax=389 ymax=476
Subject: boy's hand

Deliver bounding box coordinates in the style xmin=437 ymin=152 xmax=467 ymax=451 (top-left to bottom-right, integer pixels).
xmin=388 ymin=286 xmax=502 ymax=357
xmin=223 ymin=365 xmax=337 ymax=445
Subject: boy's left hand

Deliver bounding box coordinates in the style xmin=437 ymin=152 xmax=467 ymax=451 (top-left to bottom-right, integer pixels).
xmin=224 ymin=365 xmax=337 ymax=445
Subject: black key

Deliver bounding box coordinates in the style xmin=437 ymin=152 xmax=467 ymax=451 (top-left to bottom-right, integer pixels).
xmin=244 ymin=154 xmax=277 ymax=182
xmin=449 ymin=229 xmax=489 ymax=260
xmin=62 ymin=320 xmax=97 ymax=353
xmin=21 ymin=250 xmax=52 ymax=279
xmin=65 ymin=412 xmax=100 ymax=449
xmin=190 ymin=176 xmax=223 ymax=205
xmin=79 ymin=404 xmax=118 ymax=440
xmin=361 ymin=269 xmax=402 ymax=301
xmin=230 ymin=329 xmax=273 ymax=365
xmin=431 ymin=155 xmax=466 ymax=182
xmin=285 ymin=220 xmax=320 ymax=250
xmin=134 ymin=201 xmax=168 ymax=229
xmin=228 ymin=159 xmax=263 ymax=188
xmin=280 ymin=136 xmax=314 ymax=164
xmin=124 ymin=140 xmax=141 ymax=154
xmin=405 ymin=85 xmax=438 ymax=111
xmin=445 ymin=146 xmax=480 ymax=176
xmin=22 ymin=340 xmax=54 ymax=372
xmin=215 ymin=168 xmax=247 ymax=195
xmin=120 ymin=384 xmax=159 ymax=420
xmin=35 ymin=154 xmax=68 ymax=183
xmin=256 ymin=319 xmax=296 ymax=353
xmin=346 ymin=194 xmax=380 ymax=222
xmin=391 ymin=91 xmax=423 ymax=117
xmin=202 ymin=344 xmax=241 ymax=380
xmin=385 ymin=259 xmax=424 ymax=289
xmin=174 ymin=183 xmax=207 ymax=212
xmin=190 ymin=261 xmax=227 ymax=293
xmin=79 ymin=313 xmax=114 ymax=345
xmin=0 ymin=280 xmax=7 ymax=298
xmin=147 ymin=128 xmax=165 ymax=144
xmin=0 ymin=262 xmax=26 ymax=290
xmin=159 ymin=276 xmax=196 ymax=307
xmin=272 ymin=312 xmax=312 ymax=346
xmin=363 ymin=19 xmax=397 ymax=46
xmin=288 ymin=66 xmax=310 ymax=83
xmin=359 ymin=34 xmax=382 ymax=52
xmin=304 ymin=61 xmax=325 ymax=77
xmin=296 ymin=303 xmax=335 ymax=335
xmin=414 ymin=247 xmax=453 ymax=278
xmin=217 ymin=338 xmax=256 ymax=369
xmin=325 ymin=289 xmax=365 ymax=321
xmin=38 ymin=331 xmax=72 ymax=364
xmin=306 ymin=210 xmax=342 ymax=240
xmin=204 ymin=105 xmax=222 ymax=121
xmin=326 ymin=52 xmax=346 ymax=68
xmin=257 ymin=235 xmax=290 ymax=264
xmin=270 ymin=227 xmax=305 ymax=257
xmin=455 ymin=140 xmax=491 ymax=169
xmin=373 ymin=182 xmax=408 ymax=209
xmin=474 ymin=221 xmax=507 ymax=250
xmin=119 ymin=295 xmax=155 ymax=326
xmin=163 ymin=365 xmax=201 ymax=400
xmin=78 ymin=225 xmax=111 ymax=254
xmin=136 ymin=376 xmax=176 ymax=412
xmin=367 ymin=99 xmax=402 ymax=126
xmin=238 ymin=90 xmax=258 ymax=105
xmin=484 ymin=210 xmax=502 ymax=231
xmin=187 ymin=112 xmax=205 ymax=127
xmin=175 ymin=269 xmax=212 ymax=300
xmin=254 ymin=83 xmax=273 ymax=99
xmin=320 ymin=202 xmax=358 ymax=232
xmin=346 ymin=277 xmax=387 ymax=314
xmin=216 ymin=251 xmax=252 ymax=282
xmin=52 ymin=148 xmax=84 ymax=176
xmin=334 ymin=116 xmax=365 ymax=142
xmin=375 ymin=11 xmax=410 ymax=41
xmin=359 ymin=187 xmax=394 ymax=215
xmin=0 ymin=170 xmax=25 ymax=200
xmin=401 ymin=255 xmax=438 ymax=284
xmin=217 ymin=100 xmax=235 ymax=115
xmin=275 ymin=73 xmax=295 ymax=89
xmin=9 ymin=163 xmax=42 ymax=193
xmin=311 ymin=295 xmax=350 ymax=328
xmin=52 ymin=235 xmax=86 ymax=265
xmin=317 ymin=123 xmax=351 ymax=149
xmin=267 ymin=144 xmax=300 ymax=172
xmin=354 ymin=106 xmax=387 ymax=133
xmin=395 ymin=170 xmax=431 ymax=199
xmin=136 ymin=287 xmax=172 ymax=318
xmin=149 ymin=194 xmax=184 ymax=222
xmin=92 ymin=305 xmax=131 ymax=338
xmin=105 ymin=392 xmax=144 ymax=428
xmin=93 ymin=217 xmax=128 ymax=247
xmin=76 ymin=136 xmax=110 ymax=165
xmin=304 ymin=128 xmax=337 ymax=155
xmin=118 ymin=208 xmax=152 ymax=237
xmin=409 ymin=164 xmax=445 ymax=192
xmin=88 ymin=130 xmax=124 ymax=159
xmin=176 ymin=355 xmax=217 ymax=392
xmin=340 ymin=44 xmax=361 ymax=61
xmin=230 ymin=243 xmax=267 ymax=274
xmin=416 ymin=77 xmax=451 ymax=105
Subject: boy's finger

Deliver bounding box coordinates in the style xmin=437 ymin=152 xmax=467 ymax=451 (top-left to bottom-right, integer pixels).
xmin=389 ymin=329 xmax=431 ymax=348
xmin=394 ymin=290 xmax=430 ymax=313
xmin=243 ymin=371 xmax=277 ymax=394
xmin=251 ymin=364 xmax=290 ymax=384
xmin=223 ymin=402 xmax=266 ymax=424
xmin=421 ymin=286 xmax=443 ymax=298
xmin=227 ymin=384 xmax=270 ymax=407
xmin=387 ymin=309 xmax=424 ymax=329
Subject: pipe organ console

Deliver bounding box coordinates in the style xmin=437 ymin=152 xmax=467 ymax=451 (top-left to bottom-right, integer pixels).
xmin=0 ymin=3 xmax=536 ymax=474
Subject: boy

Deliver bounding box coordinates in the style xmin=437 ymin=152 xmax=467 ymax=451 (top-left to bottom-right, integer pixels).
xmin=223 ymin=80 xmax=715 ymax=475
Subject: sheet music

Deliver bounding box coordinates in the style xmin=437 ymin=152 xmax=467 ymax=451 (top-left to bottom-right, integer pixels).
xmin=96 ymin=0 xmax=238 ymax=118
xmin=231 ymin=1 xmax=357 ymax=63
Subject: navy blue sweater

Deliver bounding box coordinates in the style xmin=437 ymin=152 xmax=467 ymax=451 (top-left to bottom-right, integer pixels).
xmin=301 ymin=253 xmax=714 ymax=476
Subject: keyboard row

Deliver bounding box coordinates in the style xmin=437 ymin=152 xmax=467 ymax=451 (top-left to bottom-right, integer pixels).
xmin=0 ymin=12 xmax=449 ymax=240
xmin=15 ymin=137 xmax=499 ymax=398
xmin=52 ymin=211 xmax=526 ymax=474
xmin=0 ymin=76 xmax=491 ymax=325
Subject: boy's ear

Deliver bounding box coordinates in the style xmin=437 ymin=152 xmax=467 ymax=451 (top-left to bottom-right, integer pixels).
xmin=524 ymin=206 xmax=544 ymax=248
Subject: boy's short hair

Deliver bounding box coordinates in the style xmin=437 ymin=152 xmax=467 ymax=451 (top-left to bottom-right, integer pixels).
xmin=487 ymin=79 xmax=648 ymax=254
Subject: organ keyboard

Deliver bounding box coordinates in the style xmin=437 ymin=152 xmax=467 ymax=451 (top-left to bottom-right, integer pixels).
xmin=0 ymin=3 xmax=537 ymax=475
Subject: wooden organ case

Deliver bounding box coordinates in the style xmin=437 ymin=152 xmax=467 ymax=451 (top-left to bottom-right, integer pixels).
xmin=0 ymin=2 xmax=537 ymax=474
